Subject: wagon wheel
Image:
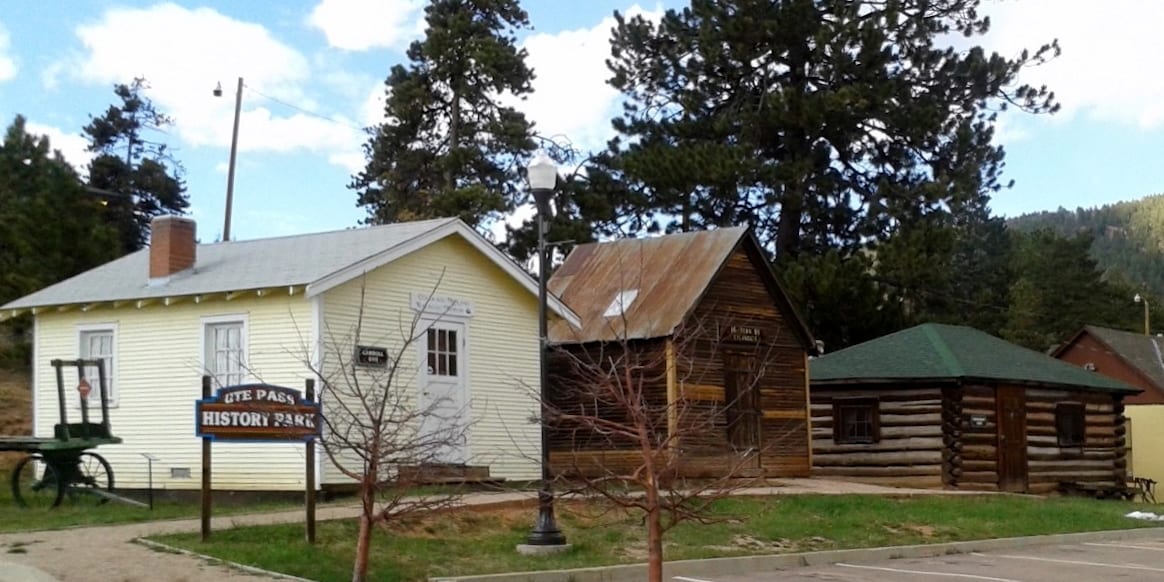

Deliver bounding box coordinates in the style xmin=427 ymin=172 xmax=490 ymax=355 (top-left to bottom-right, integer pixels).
xmin=11 ymin=454 xmax=64 ymax=509
xmin=66 ymin=452 xmax=114 ymax=505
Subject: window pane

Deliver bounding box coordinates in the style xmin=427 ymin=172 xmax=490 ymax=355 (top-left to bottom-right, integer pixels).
xmin=427 ymin=329 xmax=436 ymax=352
xmin=448 ymin=354 xmax=457 ymax=377
xmin=207 ymin=322 xmax=244 ymax=387
xmin=428 ymin=352 xmax=437 ymax=374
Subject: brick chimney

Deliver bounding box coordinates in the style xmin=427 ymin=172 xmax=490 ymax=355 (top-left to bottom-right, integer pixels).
xmin=149 ymin=216 xmax=197 ymax=279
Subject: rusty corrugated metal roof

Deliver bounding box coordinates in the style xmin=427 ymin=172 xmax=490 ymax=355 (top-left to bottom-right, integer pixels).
xmin=548 ymin=226 xmax=751 ymax=343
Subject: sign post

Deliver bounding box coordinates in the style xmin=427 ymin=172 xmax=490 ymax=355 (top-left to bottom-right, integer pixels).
xmin=196 ymin=379 xmax=322 ymax=542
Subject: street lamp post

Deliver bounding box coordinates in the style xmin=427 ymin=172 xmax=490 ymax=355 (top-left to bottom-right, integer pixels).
xmin=523 ymin=153 xmax=568 ymax=549
xmin=1135 ymin=293 xmax=1150 ymax=335
xmin=213 ymin=77 xmax=243 ymax=241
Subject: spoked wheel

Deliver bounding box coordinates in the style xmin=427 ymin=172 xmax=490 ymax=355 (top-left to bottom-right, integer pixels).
xmin=66 ymin=452 xmax=114 ymax=505
xmin=11 ymin=454 xmax=64 ymax=509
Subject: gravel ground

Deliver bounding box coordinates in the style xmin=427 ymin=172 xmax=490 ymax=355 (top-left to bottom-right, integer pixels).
xmin=0 ymin=480 xmax=981 ymax=582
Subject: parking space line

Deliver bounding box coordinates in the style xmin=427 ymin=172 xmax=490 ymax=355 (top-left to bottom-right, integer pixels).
xmin=674 ymin=576 xmax=717 ymax=582
xmin=972 ymin=552 xmax=1164 ymax=573
xmin=1083 ymin=541 xmax=1164 ymax=551
xmin=835 ymin=563 xmax=1023 ymax=581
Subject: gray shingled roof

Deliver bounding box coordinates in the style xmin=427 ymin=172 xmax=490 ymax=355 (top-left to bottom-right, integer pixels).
xmin=1066 ymin=325 xmax=1164 ymax=391
xmin=2 ymin=218 xmax=458 ymax=310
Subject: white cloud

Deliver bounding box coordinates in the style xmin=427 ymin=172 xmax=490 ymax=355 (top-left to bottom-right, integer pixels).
xmin=25 ymin=122 xmax=94 ymax=172
xmin=982 ymin=0 xmax=1164 ymax=130
xmin=308 ymin=0 xmax=423 ymax=51
xmin=0 ymin=22 xmax=17 ymax=82
xmin=517 ymin=5 xmax=664 ymax=151
xmin=65 ymin=3 xmax=361 ymax=162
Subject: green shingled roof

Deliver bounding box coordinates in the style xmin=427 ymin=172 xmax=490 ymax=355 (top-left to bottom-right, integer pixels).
xmin=811 ymin=323 xmax=1140 ymax=394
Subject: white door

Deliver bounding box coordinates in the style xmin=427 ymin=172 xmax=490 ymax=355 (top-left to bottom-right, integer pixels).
xmin=418 ymin=320 xmax=468 ymax=464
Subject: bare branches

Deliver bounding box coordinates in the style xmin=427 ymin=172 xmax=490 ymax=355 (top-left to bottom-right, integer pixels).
xmin=300 ymin=271 xmax=472 ymax=582
xmin=538 ymin=310 xmax=794 ymax=582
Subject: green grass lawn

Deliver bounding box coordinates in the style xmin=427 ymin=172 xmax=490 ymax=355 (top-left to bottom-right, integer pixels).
xmin=0 ymin=470 xmax=301 ymax=533
xmin=149 ymin=494 xmax=1164 ymax=582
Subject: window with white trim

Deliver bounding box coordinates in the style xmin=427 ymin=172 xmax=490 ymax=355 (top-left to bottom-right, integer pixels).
xmin=205 ymin=321 xmax=246 ymax=387
xmin=79 ymin=327 xmax=116 ymax=405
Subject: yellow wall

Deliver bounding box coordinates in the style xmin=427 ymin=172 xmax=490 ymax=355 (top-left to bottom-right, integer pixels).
xmin=1127 ymin=405 xmax=1164 ymax=497
xmin=320 ymin=233 xmax=542 ymax=482
xmin=35 ymin=293 xmax=314 ymax=490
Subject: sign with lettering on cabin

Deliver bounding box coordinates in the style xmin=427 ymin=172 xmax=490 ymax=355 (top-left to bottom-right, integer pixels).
xmin=724 ymin=325 xmax=763 ymax=344
xmin=355 ymin=345 xmax=389 ymax=368
xmin=195 ymin=384 xmax=321 ymax=442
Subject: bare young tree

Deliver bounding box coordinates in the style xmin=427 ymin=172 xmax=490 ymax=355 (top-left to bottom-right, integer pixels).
xmin=306 ymin=276 xmax=471 ymax=582
xmin=542 ymin=317 xmax=801 ymax=582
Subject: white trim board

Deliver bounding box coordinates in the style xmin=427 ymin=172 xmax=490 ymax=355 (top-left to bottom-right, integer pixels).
xmin=304 ymin=220 xmax=581 ymax=329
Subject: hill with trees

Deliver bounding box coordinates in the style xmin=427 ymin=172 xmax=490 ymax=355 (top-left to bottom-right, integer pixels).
xmin=1008 ymin=195 xmax=1164 ymax=296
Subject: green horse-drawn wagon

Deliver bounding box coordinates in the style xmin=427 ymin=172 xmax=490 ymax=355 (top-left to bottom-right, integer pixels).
xmin=1 ymin=359 xmax=124 ymax=508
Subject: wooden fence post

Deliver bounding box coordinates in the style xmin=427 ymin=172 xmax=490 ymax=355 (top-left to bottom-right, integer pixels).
xmin=201 ymin=375 xmax=212 ymax=542
xmin=305 ymin=378 xmax=317 ymax=544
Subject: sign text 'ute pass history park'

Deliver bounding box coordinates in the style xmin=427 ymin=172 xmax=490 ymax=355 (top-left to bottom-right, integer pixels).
xmin=195 ymin=378 xmax=322 ymax=542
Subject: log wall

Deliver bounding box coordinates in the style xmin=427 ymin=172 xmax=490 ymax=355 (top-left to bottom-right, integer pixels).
xmin=1019 ymin=385 xmax=1125 ymax=495
xmin=956 ymin=384 xmax=998 ymax=491
xmin=810 ymin=387 xmax=944 ymax=488
xmin=813 ymin=382 xmax=1128 ymax=493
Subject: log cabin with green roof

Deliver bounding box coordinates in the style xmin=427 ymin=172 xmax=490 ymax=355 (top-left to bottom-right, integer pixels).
xmin=809 ymin=323 xmax=1140 ymax=494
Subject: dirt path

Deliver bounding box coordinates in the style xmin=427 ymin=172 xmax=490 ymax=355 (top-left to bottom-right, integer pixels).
xmin=0 ymin=480 xmax=986 ymax=582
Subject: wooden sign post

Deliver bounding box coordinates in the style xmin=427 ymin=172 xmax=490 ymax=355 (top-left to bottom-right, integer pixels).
xmin=196 ymin=378 xmax=322 ymax=543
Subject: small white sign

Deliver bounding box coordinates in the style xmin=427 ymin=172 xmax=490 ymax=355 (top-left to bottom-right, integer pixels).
xmin=410 ymin=293 xmax=474 ymax=317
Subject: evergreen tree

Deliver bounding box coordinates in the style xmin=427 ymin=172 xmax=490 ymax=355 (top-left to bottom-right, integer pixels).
xmin=84 ymin=78 xmax=188 ymax=254
xmin=1001 ymin=229 xmax=1129 ymax=351
xmin=0 ymin=116 xmax=118 ymax=350
xmin=602 ymin=0 xmax=1058 ymax=259
xmin=352 ymin=0 xmax=537 ymax=230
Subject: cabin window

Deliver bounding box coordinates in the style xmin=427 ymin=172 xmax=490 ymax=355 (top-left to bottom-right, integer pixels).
xmin=78 ymin=325 xmax=117 ymax=406
xmin=204 ymin=317 xmax=247 ymax=388
xmin=1056 ymin=403 xmax=1085 ymax=447
xmin=834 ymin=398 xmax=879 ymax=444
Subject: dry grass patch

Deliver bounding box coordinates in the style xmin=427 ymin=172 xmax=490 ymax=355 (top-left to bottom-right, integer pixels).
xmin=0 ymin=369 xmax=31 ymax=470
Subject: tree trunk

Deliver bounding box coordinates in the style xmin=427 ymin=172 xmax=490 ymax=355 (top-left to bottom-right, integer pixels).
xmin=647 ymin=503 xmax=663 ymax=582
xmin=351 ymin=477 xmax=376 ymax=582
xmin=446 ymin=85 xmax=460 ymax=193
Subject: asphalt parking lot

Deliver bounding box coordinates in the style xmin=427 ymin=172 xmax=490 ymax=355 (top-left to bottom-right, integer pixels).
xmin=679 ymin=537 xmax=1164 ymax=581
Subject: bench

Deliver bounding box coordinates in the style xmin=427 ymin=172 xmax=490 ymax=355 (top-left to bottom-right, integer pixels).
xmin=1059 ymin=481 xmax=1137 ymax=501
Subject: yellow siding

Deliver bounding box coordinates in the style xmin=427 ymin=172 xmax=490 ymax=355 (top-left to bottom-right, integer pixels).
xmin=1127 ymin=405 xmax=1164 ymax=499
xmin=34 ymin=293 xmax=314 ymax=491
xmin=321 ymin=233 xmax=541 ymax=482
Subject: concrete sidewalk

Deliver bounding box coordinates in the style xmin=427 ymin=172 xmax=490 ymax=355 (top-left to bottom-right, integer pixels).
xmin=0 ymin=478 xmax=1000 ymax=582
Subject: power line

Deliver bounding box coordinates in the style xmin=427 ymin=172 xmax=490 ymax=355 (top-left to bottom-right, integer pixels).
xmin=242 ymin=83 xmax=367 ymax=133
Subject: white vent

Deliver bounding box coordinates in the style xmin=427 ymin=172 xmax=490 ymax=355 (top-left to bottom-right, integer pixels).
xmin=1083 ymin=362 xmax=1097 ymax=371
xmin=170 ymin=467 xmax=191 ymax=479
xmin=603 ymin=289 xmax=639 ymax=317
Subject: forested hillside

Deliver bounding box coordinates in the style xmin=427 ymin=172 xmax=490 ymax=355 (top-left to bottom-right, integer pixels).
xmin=1008 ymin=195 xmax=1164 ymax=295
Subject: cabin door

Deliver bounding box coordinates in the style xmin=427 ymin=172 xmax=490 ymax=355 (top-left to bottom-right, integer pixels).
xmin=723 ymin=352 xmax=761 ymax=457
xmin=996 ymin=386 xmax=1028 ymax=492
xmin=418 ymin=320 xmax=469 ymax=464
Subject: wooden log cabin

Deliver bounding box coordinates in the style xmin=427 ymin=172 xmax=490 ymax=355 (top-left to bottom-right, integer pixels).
xmin=545 ymin=226 xmax=818 ymax=478
xmin=809 ymin=323 xmax=1139 ymax=493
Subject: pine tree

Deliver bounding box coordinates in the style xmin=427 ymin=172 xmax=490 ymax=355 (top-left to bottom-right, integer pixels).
xmin=0 ymin=116 xmax=118 ymax=343
xmin=84 ymin=78 xmax=188 ymax=253
xmin=603 ymin=0 xmax=1058 ymax=260
xmin=352 ymin=0 xmax=537 ymax=230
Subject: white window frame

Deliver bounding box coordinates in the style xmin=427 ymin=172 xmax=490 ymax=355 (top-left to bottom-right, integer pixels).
xmin=76 ymin=323 xmax=118 ymax=408
xmin=200 ymin=314 xmax=250 ymax=389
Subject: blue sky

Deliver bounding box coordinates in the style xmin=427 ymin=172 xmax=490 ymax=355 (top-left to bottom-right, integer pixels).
xmin=0 ymin=0 xmax=1160 ymax=242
